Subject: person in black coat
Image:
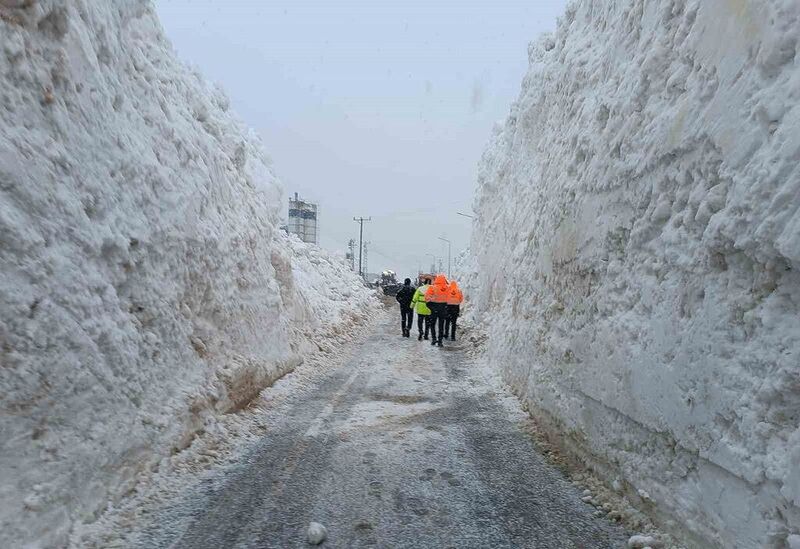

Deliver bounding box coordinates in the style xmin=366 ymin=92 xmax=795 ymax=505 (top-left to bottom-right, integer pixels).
xmin=395 ymin=278 xmax=415 ymax=338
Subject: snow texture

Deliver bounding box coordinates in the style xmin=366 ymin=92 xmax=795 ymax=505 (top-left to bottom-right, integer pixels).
xmin=467 ymin=1 xmax=800 ymax=547
xmin=0 ymin=2 xmax=376 ymax=547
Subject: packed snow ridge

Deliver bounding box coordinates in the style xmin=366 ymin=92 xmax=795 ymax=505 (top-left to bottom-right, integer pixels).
xmin=465 ymin=0 xmax=800 ymax=547
xmin=0 ymin=1 xmax=376 ymax=547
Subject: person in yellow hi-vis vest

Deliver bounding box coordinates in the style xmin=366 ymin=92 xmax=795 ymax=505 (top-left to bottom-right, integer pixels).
xmin=411 ymin=277 xmax=432 ymax=341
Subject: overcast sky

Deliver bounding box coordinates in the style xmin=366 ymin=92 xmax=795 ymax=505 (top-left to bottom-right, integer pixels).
xmin=155 ymin=0 xmax=567 ymax=279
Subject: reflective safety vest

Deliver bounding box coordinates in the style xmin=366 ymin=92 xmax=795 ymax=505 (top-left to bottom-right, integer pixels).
xmin=425 ymin=275 xmax=450 ymax=304
xmin=412 ymin=285 xmax=431 ymax=315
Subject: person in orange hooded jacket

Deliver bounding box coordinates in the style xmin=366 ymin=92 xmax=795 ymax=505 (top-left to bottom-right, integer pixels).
xmin=444 ymin=280 xmax=464 ymax=341
xmin=424 ymin=274 xmax=450 ymax=347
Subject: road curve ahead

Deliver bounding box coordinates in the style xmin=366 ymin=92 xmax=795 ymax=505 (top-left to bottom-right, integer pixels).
xmin=136 ymin=311 xmax=629 ymax=549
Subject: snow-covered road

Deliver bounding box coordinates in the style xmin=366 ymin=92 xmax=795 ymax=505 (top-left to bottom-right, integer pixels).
xmin=121 ymin=306 xmax=629 ymax=548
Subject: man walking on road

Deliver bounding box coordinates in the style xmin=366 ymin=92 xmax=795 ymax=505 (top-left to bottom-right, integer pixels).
xmin=425 ymin=274 xmax=450 ymax=347
xmin=412 ymin=278 xmax=432 ymax=341
xmin=395 ymin=278 xmax=415 ymax=338
xmin=444 ymin=280 xmax=463 ymax=341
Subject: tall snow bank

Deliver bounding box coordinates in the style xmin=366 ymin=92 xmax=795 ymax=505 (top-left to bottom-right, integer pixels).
xmin=468 ymin=1 xmax=800 ymax=547
xmin=0 ymin=2 xmax=375 ymax=547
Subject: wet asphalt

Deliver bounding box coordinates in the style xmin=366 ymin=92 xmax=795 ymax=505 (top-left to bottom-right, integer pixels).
xmin=134 ymin=311 xmax=629 ymax=549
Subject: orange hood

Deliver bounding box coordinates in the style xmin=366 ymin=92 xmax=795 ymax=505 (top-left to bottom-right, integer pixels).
xmin=447 ymin=280 xmax=464 ymax=305
xmin=425 ymin=274 xmax=451 ymax=304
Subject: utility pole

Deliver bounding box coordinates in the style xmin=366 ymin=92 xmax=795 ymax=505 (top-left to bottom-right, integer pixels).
xmin=438 ymin=236 xmax=452 ymax=279
xmin=347 ymin=239 xmax=355 ymax=271
xmin=363 ymin=241 xmax=369 ymax=281
xmin=353 ymin=217 xmax=371 ymax=279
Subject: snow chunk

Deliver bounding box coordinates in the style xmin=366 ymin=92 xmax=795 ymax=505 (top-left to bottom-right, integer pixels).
xmin=307 ymin=522 xmax=328 ymax=545
xmin=628 ymin=535 xmax=662 ymax=549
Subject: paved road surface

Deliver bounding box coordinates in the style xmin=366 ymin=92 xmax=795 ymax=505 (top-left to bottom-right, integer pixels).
xmin=135 ymin=310 xmax=629 ymax=548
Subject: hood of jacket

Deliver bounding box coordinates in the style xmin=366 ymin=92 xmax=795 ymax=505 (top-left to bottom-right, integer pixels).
xmin=447 ymin=280 xmax=464 ymax=305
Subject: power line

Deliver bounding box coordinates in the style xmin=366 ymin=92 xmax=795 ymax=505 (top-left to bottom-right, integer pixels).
xmin=368 ymin=240 xmax=419 ymax=265
xmin=438 ymin=236 xmax=451 ymax=279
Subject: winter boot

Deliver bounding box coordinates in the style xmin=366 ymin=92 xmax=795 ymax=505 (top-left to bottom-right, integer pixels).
xmin=437 ymin=340 xmax=444 ymax=347
xmin=418 ymin=333 xmax=423 ymax=341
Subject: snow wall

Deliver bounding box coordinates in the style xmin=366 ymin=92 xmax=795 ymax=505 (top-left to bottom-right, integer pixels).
xmin=0 ymin=2 xmax=376 ymax=547
xmin=468 ymin=1 xmax=800 ymax=547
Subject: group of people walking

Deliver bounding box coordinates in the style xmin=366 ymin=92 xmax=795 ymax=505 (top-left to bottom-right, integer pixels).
xmin=395 ymin=275 xmax=463 ymax=347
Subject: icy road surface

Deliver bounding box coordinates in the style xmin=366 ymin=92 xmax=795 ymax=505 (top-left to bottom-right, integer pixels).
xmin=134 ymin=311 xmax=629 ymax=548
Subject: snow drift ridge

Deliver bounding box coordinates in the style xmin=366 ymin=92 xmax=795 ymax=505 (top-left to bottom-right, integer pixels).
xmin=467 ymin=1 xmax=800 ymax=547
xmin=0 ymin=2 xmax=374 ymax=547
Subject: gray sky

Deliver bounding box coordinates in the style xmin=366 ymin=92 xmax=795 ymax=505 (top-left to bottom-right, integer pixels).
xmin=155 ymin=0 xmax=567 ymax=279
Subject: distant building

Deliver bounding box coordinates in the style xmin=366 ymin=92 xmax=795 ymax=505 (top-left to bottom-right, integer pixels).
xmin=287 ymin=192 xmax=318 ymax=244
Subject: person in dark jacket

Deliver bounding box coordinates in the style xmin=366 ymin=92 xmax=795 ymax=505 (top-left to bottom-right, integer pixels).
xmin=395 ymin=278 xmax=415 ymax=338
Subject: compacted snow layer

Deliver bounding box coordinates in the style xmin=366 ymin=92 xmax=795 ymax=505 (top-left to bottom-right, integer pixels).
xmin=468 ymin=1 xmax=800 ymax=547
xmin=0 ymin=2 xmax=375 ymax=547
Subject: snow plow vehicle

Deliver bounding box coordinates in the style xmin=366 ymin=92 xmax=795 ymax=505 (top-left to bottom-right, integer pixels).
xmin=379 ymin=270 xmax=403 ymax=296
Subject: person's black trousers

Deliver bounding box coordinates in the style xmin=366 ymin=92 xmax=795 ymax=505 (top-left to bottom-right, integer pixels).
xmin=417 ymin=314 xmax=430 ymax=338
xmin=400 ymin=306 xmax=414 ymax=335
xmin=429 ymin=303 xmax=446 ymax=344
xmin=445 ymin=304 xmax=460 ymax=340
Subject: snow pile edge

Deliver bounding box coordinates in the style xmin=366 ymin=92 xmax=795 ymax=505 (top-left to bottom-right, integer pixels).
xmin=467 ymin=1 xmax=800 ymax=547
xmin=0 ymin=2 xmax=376 ymax=547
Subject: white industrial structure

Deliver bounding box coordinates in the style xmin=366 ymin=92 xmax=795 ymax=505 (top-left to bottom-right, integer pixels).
xmin=287 ymin=192 xmax=318 ymax=244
